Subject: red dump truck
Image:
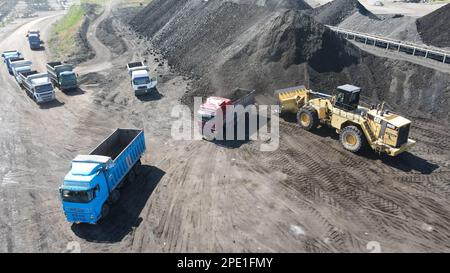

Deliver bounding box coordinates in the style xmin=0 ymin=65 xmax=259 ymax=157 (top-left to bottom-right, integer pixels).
xmin=197 ymin=88 xmax=256 ymax=140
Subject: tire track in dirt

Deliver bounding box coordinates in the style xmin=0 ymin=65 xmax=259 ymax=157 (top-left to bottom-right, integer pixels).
xmin=238 ymin=116 xmax=450 ymax=251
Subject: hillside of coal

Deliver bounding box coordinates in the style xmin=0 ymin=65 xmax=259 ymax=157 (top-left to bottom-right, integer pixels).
xmin=231 ymin=0 xmax=312 ymax=10
xmin=416 ymin=3 xmax=450 ymax=48
xmin=130 ymin=0 xmax=450 ymax=123
xmin=312 ymin=0 xmax=379 ymax=26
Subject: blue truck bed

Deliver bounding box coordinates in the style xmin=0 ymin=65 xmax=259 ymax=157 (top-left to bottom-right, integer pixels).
xmin=90 ymin=128 xmax=146 ymax=191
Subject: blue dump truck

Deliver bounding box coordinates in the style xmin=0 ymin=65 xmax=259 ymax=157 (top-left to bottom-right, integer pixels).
xmin=46 ymin=61 xmax=78 ymax=91
xmin=28 ymin=33 xmax=41 ymax=50
xmin=60 ymin=129 xmax=146 ymax=224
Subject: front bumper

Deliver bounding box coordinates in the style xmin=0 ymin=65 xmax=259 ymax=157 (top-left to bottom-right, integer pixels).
xmin=61 ymin=85 xmax=78 ymax=91
xmin=36 ymin=92 xmax=56 ymax=104
xmin=386 ymin=139 xmax=416 ymax=156
xmin=135 ymin=88 xmax=153 ymax=96
xmin=65 ymin=211 xmax=99 ymax=224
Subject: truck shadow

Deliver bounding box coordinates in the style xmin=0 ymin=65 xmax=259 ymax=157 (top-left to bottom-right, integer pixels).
xmin=62 ymin=87 xmax=86 ymax=97
xmin=281 ymin=115 xmax=439 ymax=174
xmin=71 ymin=165 xmax=165 ymax=243
xmin=137 ymin=88 xmax=163 ymax=102
xmin=31 ymin=46 xmax=46 ymax=51
xmin=39 ymin=99 xmax=65 ymax=109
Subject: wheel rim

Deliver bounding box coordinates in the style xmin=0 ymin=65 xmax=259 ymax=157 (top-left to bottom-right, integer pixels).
xmin=345 ymin=133 xmax=357 ymax=146
xmin=300 ymin=113 xmax=310 ymax=126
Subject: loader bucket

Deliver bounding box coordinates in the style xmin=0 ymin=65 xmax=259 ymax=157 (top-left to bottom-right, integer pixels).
xmin=275 ymin=85 xmax=310 ymax=114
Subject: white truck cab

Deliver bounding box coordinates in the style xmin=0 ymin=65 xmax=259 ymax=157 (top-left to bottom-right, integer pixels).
xmin=127 ymin=61 xmax=157 ymax=96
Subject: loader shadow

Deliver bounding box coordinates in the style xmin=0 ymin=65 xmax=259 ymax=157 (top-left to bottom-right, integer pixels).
xmin=137 ymin=88 xmax=163 ymax=102
xmin=71 ymin=165 xmax=165 ymax=243
xmin=212 ymin=114 xmax=269 ymax=149
xmin=39 ymin=99 xmax=65 ymax=109
xmin=281 ymin=115 xmax=438 ymax=174
xmin=363 ymin=151 xmax=439 ymax=175
xmin=63 ymin=87 xmax=85 ymax=96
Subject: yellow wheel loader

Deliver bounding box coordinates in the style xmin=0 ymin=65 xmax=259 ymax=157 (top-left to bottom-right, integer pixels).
xmin=276 ymin=84 xmax=416 ymax=156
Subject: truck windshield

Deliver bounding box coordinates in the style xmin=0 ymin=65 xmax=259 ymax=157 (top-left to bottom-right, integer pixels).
xmin=133 ymin=77 xmax=150 ymax=85
xmin=61 ymin=189 xmax=95 ymax=203
xmin=35 ymin=84 xmax=53 ymax=93
xmin=61 ymin=73 xmax=76 ymax=81
xmin=29 ymin=36 xmax=39 ymax=42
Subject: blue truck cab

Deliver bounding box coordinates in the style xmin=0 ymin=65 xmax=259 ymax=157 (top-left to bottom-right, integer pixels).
xmin=28 ymin=34 xmax=41 ymax=50
xmin=2 ymin=50 xmax=23 ymax=73
xmin=60 ymin=129 xmax=146 ymax=224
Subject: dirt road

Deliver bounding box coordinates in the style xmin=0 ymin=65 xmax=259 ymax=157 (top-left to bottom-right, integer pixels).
xmin=76 ymin=0 xmax=113 ymax=74
xmin=0 ymin=2 xmax=450 ymax=253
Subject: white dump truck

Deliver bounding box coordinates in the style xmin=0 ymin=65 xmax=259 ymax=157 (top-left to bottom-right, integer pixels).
xmin=19 ymin=70 xmax=56 ymax=104
xmin=126 ymin=61 xmax=157 ymax=96
xmin=11 ymin=59 xmax=32 ymax=84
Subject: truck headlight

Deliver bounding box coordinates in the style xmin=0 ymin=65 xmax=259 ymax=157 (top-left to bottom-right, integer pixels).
xmin=90 ymin=215 xmax=95 ymax=220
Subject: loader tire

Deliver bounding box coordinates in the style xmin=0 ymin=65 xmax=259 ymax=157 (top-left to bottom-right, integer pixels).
xmin=340 ymin=126 xmax=365 ymax=153
xmin=297 ymin=107 xmax=318 ymax=131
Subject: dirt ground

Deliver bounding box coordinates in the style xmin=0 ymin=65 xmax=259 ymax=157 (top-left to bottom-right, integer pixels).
xmin=0 ymin=0 xmax=450 ymax=253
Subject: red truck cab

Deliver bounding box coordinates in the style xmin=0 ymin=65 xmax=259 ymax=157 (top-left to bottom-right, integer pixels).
xmin=197 ymin=89 xmax=256 ymax=140
xmin=198 ymin=96 xmax=231 ymax=136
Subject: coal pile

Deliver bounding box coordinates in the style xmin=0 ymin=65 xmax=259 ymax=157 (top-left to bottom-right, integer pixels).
xmin=416 ymin=3 xmax=450 ymax=48
xmin=130 ymin=0 xmax=450 ymax=123
xmin=231 ymin=0 xmax=312 ymax=10
xmin=312 ymin=0 xmax=379 ymax=26
xmin=131 ymin=0 xmax=357 ymax=97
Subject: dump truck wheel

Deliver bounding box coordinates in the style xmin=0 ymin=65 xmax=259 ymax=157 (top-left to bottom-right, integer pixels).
xmin=110 ymin=190 xmax=120 ymax=204
xmin=127 ymin=169 xmax=136 ymax=183
xmin=340 ymin=126 xmax=364 ymax=153
xmin=101 ymin=203 xmax=110 ymax=219
xmin=297 ymin=107 xmax=318 ymax=131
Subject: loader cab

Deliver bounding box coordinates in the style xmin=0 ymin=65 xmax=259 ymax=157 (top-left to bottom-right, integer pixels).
xmin=334 ymin=84 xmax=361 ymax=111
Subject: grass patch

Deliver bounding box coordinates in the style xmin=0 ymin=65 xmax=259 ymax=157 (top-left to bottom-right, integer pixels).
xmin=49 ymin=5 xmax=85 ymax=60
